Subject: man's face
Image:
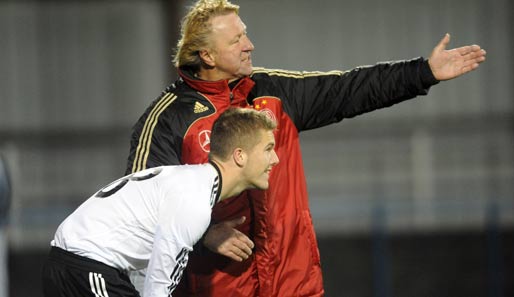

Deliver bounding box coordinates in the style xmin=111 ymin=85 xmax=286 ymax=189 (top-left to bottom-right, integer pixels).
xmin=208 ymin=12 xmax=255 ymax=81
xmin=243 ymin=129 xmax=279 ymax=190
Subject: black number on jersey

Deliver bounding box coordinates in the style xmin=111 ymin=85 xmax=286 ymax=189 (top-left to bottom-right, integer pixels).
xmin=95 ymin=167 xmax=163 ymax=198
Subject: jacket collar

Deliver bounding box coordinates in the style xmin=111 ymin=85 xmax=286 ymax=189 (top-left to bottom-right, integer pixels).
xmin=178 ymin=68 xmax=255 ymax=105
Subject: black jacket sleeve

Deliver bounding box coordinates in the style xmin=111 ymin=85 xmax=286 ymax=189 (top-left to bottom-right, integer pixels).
xmin=262 ymin=57 xmax=438 ymax=131
xmin=125 ymin=92 xmax=183 ymax=175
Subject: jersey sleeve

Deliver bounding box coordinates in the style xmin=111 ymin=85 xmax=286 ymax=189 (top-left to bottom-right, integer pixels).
xmin=143 ymin=233 xmax=191 ymax=297
xmin=143 ymin=193 xmax=211 ymax=297
xmin=263 ymin=57 xmax=438 ymax=132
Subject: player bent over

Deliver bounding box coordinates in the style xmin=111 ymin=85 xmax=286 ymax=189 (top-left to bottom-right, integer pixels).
xmin=42 ymin=108 xmax=279 ymax=297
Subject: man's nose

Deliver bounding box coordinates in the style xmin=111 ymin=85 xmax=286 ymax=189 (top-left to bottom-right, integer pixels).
xmin=243 ymin=35 xmax=254 ymax=51
xmin=271 ymin=150 xmax=279 ymax=166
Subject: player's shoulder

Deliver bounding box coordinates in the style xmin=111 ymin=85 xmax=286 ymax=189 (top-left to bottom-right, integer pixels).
xmin=159 ymin=164 xmax=215 ymax=219
xmin=159 ymin=164 xmax=214 ymax=185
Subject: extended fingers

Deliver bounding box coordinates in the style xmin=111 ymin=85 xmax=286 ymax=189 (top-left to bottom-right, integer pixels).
xmin=456 ymin=44 xmax=484 ymax=57
xmin=430 ymin=36 xmax=486 ymax=80
xmin=461 ymin=49 xmax=486 ymax=69
xmin=472 ymin=49 xmax=487 ymax=62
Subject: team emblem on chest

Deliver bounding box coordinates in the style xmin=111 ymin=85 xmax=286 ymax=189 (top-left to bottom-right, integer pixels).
xmin=254 ymin=97 xmax=278 ymax=124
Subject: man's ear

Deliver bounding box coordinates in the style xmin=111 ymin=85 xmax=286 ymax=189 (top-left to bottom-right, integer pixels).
xmin=199 ymin=49 xmax=215 ymax=67
xmin=233 ymin=148 xmax=247 ymax=167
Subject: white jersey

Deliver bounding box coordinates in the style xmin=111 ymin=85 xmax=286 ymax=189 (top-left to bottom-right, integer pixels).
xmin=51 ymin=163 xmax=221 ymax=296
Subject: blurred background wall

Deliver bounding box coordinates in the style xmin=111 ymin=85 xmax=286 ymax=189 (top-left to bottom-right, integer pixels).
xmin=1 ymin=0 xmax=512 ymax=296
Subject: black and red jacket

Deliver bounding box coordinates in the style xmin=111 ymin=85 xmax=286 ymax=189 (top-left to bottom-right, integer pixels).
xmin=126 ymin=57 xmax=438 ymax=297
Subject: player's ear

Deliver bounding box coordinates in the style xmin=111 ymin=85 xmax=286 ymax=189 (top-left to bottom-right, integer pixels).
xmin=233 ymin=148 xmax=247 ymax=167
xmin=199 ymin=49 xmax=215 ymax=67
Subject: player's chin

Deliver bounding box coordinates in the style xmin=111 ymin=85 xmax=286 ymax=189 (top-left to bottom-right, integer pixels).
xmin=254 ymin=180 xmax=269 ymax=190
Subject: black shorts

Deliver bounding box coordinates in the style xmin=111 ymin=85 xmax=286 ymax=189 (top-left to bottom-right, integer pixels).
xmin=42 ymin=246 xmax=141 ymax=297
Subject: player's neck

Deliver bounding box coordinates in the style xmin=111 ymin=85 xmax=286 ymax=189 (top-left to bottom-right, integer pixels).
xmin=210 ymin=159 xmax=246 ymax=201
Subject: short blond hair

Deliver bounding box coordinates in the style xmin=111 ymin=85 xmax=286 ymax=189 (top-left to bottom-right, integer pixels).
xmin=210 ymin=108 xmax=277 ymax=161
xmin=173 ymin=0 xmax=239 ymax=72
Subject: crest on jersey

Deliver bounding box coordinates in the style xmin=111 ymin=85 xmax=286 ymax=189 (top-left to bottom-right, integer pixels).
xmin=260 ymin=108 xmax=277 ymax=124
xmin=199 ymin=130 xmax=211 ymax=153
xmin=253 ymin=98 xmax=278 ymax=125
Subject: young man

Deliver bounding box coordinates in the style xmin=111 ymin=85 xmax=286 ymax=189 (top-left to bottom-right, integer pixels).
xmin=42 ymin=108 xmax=278 ymax=297
xmin=126 ymin=1 xmax=486 ymax=296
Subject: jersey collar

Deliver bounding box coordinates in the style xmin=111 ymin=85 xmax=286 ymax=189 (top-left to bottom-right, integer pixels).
xmin=208 ymin=160 xmax=222 ymax=205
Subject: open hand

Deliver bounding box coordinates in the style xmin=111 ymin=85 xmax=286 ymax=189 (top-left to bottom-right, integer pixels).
xmin=428 ymin=33 xmax=486 ymax=81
